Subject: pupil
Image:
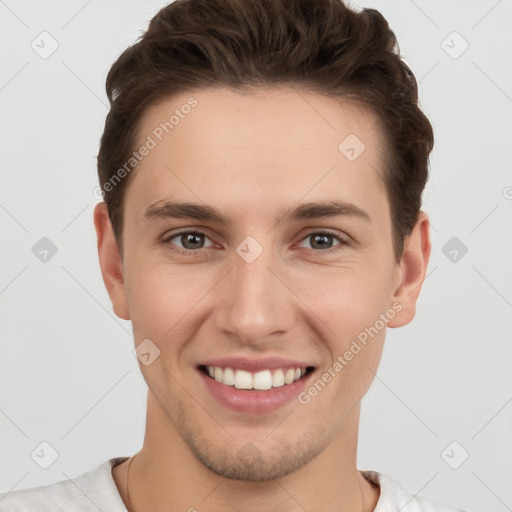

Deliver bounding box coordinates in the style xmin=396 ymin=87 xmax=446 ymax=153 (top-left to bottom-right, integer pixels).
xmin=182 ymin=233 xmax=203 ymax=249
xmin=313 ymin=234 xmax=332 ymax=249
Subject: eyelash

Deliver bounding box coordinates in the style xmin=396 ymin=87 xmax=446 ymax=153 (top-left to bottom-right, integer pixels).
xmin=162 ymin=230 xmax=349 ymax=256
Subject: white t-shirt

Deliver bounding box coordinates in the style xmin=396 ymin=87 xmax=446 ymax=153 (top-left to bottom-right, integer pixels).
xmin=0 ymin=457 xmax=470 ymax=511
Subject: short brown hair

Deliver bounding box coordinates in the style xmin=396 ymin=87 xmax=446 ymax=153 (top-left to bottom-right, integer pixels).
xmin=97 ymin=0 xmax=434 ymax=261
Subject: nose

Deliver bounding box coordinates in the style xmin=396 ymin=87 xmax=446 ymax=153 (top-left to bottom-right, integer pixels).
xmin=213 ymin=241 xmax=296 ymax=347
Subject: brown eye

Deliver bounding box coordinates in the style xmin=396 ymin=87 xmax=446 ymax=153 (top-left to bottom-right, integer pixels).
xmin=164 ymin=231 xmax=215 ymax=252
xmin=179 ymin=232 xmax=205 ymax=250
xmin=310 ymin=233 xmax=335 ymax=250
xmin=298 ymin=231 xmax=347 ymax=252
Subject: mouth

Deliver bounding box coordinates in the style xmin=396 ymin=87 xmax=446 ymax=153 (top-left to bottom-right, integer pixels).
xmin=199 ymin=365 xmax=315 ymax=390
xmin=197 ymin=361 xmax=316 ymax=414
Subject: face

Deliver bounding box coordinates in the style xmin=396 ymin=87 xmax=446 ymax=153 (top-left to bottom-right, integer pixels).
xmin=98 ymin=86 xmax=425 ymax=481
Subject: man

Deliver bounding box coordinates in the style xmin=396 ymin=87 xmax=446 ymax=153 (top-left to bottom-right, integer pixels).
xmin=0 ymin=0 xmax=469 ymax=510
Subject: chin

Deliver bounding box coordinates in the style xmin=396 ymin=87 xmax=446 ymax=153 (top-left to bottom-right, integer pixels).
xmin=183 ymin=425 xmax=328 ymax=482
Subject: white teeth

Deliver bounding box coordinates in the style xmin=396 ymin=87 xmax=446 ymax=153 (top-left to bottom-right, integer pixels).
xmin=223 ymin=367 xmax=235 ymax=386
xmin=204 ymin=365 xmax=308 ymax=390
xmin=284 ymin=368 xmax=295 ymax=385
xmin=272 ymin=369 xmax=285 ymax=387
xmin=253 ymin=370 xmax=272 ymax=390
xmin=234 ymin=369 xmax=253 ymax=390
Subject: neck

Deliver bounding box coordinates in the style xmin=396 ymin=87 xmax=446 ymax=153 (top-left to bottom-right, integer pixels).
xmin=114 ymin=393 xmax=379 ymax=512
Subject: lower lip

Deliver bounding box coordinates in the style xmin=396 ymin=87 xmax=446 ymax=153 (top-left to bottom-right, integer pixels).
xmin=199 ymin=369 xmax=314 ymax=414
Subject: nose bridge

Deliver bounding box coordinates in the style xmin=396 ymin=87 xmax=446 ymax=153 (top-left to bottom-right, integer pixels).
xmin=214 ymin=239 xmax=295 ymax=343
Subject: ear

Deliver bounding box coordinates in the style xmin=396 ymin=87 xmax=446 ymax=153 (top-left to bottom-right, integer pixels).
xmin=387 ymin=210 xmax=431 ymax=328
xmin=93 ymin=202 xmax=131 ymax=320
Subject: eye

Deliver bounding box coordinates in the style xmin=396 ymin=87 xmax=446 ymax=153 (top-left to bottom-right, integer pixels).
xmin=163 ymin=231 xmax=216 ymax=253
xmin=297 ymin=231 xmax=347 ymax=252
xmin=162 ymin=229 xmax=348 ymax=256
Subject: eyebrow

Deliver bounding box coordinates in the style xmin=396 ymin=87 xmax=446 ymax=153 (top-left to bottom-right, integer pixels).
xmin=143 ymin=199 xmax=371 ymax=224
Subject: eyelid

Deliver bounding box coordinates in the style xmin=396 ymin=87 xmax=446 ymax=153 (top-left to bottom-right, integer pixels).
xmin=296 ymin=229 xmax=349 ymax=250
xmin=162 ymin=229 xmax=216 ymax=246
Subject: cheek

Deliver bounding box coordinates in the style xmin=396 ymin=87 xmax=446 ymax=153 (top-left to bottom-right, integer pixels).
xmin=299 ymin=271 xmax=391 ymax=413
xmin=299 ymin=261 xmax=394 ymax=343
xmin=125 ymin=261 xmax=209 ymax=343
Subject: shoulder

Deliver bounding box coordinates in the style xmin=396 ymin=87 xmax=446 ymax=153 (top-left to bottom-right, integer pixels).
xmin=362 ymin=470 xmax=474 ymax=512
xmin=0 ymin=478 xmax=90 ymax=512
xmin=0 ymin=457 xmax=129 ymax=512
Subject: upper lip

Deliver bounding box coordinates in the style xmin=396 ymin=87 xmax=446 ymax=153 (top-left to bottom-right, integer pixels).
xmin=199 ymin=356 xmax=315 ymax=372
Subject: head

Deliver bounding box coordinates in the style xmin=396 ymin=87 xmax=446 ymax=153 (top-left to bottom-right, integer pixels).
xmin=95 ymin=0 xmax=433 ymax=481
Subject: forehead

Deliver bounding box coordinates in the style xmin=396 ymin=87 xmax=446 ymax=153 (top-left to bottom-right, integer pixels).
xmin=126 ymin=86 xmax=389 ymax=223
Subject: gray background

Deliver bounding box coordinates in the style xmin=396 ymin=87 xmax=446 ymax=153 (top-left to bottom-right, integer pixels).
xmin=1 ymin=1 xmax=511 ymax=510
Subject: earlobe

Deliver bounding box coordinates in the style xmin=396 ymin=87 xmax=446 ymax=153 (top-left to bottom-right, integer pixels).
xmin=387 ymin=211 xmax=431 ymax=328
xmin=93 ymin=202 xmax=131 ymax=320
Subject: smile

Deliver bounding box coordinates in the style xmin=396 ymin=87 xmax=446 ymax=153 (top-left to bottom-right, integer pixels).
xmin=200 ymin=365 xmax=314 ymax=390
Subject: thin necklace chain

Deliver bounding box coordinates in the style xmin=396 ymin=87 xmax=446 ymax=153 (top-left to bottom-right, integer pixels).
xmin=126 ymin=454 xmax=136 ymax=512
xmin=125 ymin=453 xmax=366 ymax=512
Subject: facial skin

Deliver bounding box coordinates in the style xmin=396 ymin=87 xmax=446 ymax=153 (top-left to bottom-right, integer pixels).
xmin=94 ymin=86 xmax=430 ymax=512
